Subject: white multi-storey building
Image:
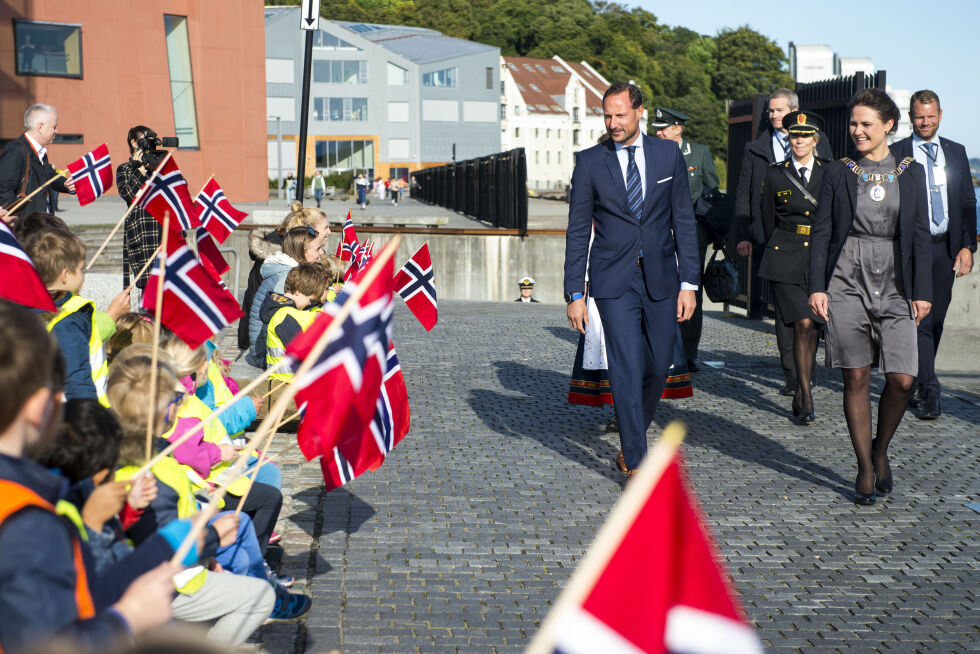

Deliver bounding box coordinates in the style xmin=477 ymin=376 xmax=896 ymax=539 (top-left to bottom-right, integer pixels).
xmin=499 ymin=55 xmax=609 ymax=191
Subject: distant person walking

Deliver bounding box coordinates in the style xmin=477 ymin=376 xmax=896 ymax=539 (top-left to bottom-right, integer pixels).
xmin=283 ymin=172 xmax=296 ymax=203
xmin=355 ymin=173 xmax=368 ymax=210
xmin=311 ymin=170 xmax=326 ymax=208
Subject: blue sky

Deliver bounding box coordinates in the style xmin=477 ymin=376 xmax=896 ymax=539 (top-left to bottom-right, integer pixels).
xmin=640 ymin=0 xmax=980 ymax=156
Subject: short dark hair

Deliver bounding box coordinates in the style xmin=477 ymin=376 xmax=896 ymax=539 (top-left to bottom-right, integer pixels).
xmin=10 ymin=212 xmax=68 ymax=253
xmin=126 ymin=125 xmax=151 ymax=155
xmin=603 ymin=82 xmax=643 ymax=109
xmin=285 ymin=262 xmax=330 ymax=297
xmin=24 ymin=227 xmax=86 ymax=285
xmin=36 ymin=399 xmax=122 ymax=483
xmin=0 ymin=301 xmax=58 ymax=434
xmin=910 ymin=89 xmax=941 ymax=112
xmin=848 ymin=88 xmax=901 ymax=135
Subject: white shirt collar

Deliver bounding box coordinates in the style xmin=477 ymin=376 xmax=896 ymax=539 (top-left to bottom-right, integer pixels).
xmin=792 ymin=155 xmax=814 ymax=175
xmin=24 ymin=132 xmax=46 ymax=160
xmin=912 ymin=131 xmax=939 ymax=146
xmin=614 ymin=133 xmax=644 ymax=153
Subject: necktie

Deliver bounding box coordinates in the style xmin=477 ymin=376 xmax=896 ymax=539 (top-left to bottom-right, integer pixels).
xmin=922 ymin=142 xmax=945 ymax=226
xmin=626 ymin=146 xmax=642 ymax=221
xmin=799 ymin=166 xmax=808 ymax=185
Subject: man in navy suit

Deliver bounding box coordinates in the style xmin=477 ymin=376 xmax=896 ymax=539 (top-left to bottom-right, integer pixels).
xmin=892 ymin=90 xmax=977 ymax=420
xmin=564 ymin=82 xmax=700 ymax=477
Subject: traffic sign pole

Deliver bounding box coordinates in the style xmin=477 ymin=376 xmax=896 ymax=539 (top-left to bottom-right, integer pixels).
xmin=296 ymin=1 xmax=318 ymax=202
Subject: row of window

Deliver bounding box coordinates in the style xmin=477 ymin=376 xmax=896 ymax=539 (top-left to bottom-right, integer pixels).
xmin=511 ymin=128 xmax=597 ymax=145
xmin=313 ymin=97 xmax=368 ymax=122
xmin=533 ymin=151 xmax=562 ymax=165
xmin=313 ymin=59 xmax=367 ymax=85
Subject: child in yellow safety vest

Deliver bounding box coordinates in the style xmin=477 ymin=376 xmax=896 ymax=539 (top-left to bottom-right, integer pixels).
xmin=262 ymin=262 xmax=334 ymax=382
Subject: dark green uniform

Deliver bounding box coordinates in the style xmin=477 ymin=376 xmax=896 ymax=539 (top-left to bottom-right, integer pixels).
xmin=680 ymin=139 xmax=719 ymax=206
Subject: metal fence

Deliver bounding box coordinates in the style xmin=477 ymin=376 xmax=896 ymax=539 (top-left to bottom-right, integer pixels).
xmin=410 ymin=148 xmax=528 ymax=233
xmin=725 ymin=71 xmax=887 ymax=317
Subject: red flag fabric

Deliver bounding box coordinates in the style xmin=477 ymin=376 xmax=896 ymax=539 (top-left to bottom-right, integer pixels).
xmin=339 ymin=211 xmax=359 ymax=263
xmin=142 ymin=231 xmax=243 ymax=349
xmin=393 ymin=242 xmax=437 ymax=331
xmin=320 ymin=343 xmax=411 ymax=490
xmin=141 ymin=156 xmax=201 ymax=231
xmin=194 ymin=228 xmax=229 ymax=280
xmin=530 ymin=439 xmax=762 ymax=654
xmin=342 ymin=256 xmax=360 ymax=283
xmin=65 ymin=144 xmax=113 ymax=206
xmin=287 ymin=247 xmax=395 ymax=460
xmin=195 ymin=177 xmax=248 ymax=243
xmin=0 ymin=221 xmax=55 ymax=311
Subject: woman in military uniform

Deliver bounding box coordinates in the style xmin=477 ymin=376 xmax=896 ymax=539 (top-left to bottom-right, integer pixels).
xmin=808 ymin=89 xmax=932 ymax=505
xmin=758 ymin=110 xmax=826 ymax=425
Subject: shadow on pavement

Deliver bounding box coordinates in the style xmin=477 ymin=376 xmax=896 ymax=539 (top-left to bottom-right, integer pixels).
xmin=542 ymin=325 xmax=580 ymax=345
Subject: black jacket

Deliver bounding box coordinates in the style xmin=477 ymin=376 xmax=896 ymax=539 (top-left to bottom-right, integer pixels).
xmin=891 ymin=135 xmax=977 ymax=257
xmin=0 ymin=135 xmax=71 ymax=215
xmin=757 ymin=158 xmax=827 ymax=285
xmin=808 ymin=148 xmax=933 ymax=302
xmin=735 ymin=127 xmax=833 ymax=244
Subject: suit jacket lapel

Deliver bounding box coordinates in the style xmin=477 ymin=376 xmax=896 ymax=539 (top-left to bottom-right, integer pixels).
xmin=641 ymin=134 xmax=657 ymax=219
xmin=806 ymin=161 xmax=824 ymax=193
xmin=602 ymin=143 xmax=635 ymax=222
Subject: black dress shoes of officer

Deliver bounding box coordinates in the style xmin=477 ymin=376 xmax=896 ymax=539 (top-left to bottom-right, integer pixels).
xmin=918 ymin=396 xmax=941 ymax=420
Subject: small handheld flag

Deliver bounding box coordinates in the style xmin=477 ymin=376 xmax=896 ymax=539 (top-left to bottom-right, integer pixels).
xmin=65 ymin=144 xmax=113 ymax=206
xmin=394 ymin=242 xmax=437 ymax=331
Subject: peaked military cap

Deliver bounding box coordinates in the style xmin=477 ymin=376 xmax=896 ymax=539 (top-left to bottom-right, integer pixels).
xmin=518 ymin=276 xmax=535 ymax=288
xmin=783 ymin=110 xmax=824 ymax=136
xmin=651 ymin=107 xmax=690 ymax=128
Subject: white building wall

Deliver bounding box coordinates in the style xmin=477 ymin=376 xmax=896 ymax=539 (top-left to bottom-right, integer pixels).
xmin=790 ymin=44 xmax=834 ymax=83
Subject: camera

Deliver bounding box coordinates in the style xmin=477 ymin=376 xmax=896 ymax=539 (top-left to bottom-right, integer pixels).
xmin=136 ymin=129 xmax=179 ymax=170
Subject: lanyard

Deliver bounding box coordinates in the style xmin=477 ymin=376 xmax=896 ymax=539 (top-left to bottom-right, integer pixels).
xmin=919 ymin=142 xmax=939 ymax=165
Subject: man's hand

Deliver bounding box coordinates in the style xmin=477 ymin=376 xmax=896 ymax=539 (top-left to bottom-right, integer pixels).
xmin=676 ymin=289 xmax=696 ymax=321
xmin=81 ymin=480 xmax=130 ymax=532
xmin=954 ymin=248 xmax=974 ymax=277
xmin=111 ymin=563 xmax=174 ymax=634
xmin=736 ymin=240 xmax=753 ymax=257
xmin=912 ymin=300 xmax=932 ymax=326
xmin=63 ymin=176 xmax=76 ymax=193
xmin=809 ymin=292 xmax=829 ymax=322
xmin=566 ymin=298 xmax=588 ymax=334
xmin=107 ymin=287 xmax=132 ymax=320
xmin=126 ymin=473 xmax=158 ymax=511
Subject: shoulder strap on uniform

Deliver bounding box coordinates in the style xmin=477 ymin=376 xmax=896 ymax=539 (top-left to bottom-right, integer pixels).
xmin=780 ymin=166 xmax=819 ymax=208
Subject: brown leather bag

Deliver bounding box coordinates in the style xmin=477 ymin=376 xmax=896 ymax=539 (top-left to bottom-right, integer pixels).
xmin=5 ymin=141 xmax=34 ymax=217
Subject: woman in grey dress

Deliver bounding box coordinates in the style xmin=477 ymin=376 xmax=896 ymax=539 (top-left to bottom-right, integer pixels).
xmin=809 ymin=89 xmax=933 ymax=505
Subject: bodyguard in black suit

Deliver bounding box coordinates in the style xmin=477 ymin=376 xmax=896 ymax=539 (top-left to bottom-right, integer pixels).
xmin=735 ymin=90 xmax=833 ymax=395
xmin=565 ymin=82 xmax=699 ymax=477
xmin=808 ymin=89 xmax=932 ymax=505
xmin=890 ymin=90 xmax=977 ymax=420
xmin=0 ymin=104 xmax=73 ymax=217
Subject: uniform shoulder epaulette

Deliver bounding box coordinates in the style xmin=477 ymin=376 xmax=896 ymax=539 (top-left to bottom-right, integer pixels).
xmin=767 ymin=161 xmax=783 ymax=168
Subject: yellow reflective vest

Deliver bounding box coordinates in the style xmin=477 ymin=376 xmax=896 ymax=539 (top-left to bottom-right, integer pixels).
xmin=46 ymin=295 xmax=110 ymax=407
xmin=266 ymin=305 xmax=319 ymax=382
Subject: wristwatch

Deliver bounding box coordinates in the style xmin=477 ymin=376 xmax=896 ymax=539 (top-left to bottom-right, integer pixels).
xmin=564 ymin=292 xmax=583 ymax=303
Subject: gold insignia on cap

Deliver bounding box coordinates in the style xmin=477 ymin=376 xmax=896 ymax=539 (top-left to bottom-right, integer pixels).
xmin=797 ymin=113 xmax=807 ymax=125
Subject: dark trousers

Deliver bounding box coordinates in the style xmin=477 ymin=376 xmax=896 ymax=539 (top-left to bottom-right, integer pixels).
xmin=917 ymin=240 xmax=956 ymax=402
xmin=594 ymin=264 xmax=675 ymax=469
xmin=229 ymin=481 xmax=282 ymax=556
xmin=680 ymin=222 xmax=711 ymax=362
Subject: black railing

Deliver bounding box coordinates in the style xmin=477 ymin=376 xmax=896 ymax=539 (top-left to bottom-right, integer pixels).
xmin=725 ymin=71 xmax=886 ymax=317
xmin=410 ymin=148 xmax=528 ymax=233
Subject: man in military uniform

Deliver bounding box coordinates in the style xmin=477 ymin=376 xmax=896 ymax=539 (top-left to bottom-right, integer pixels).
xmin=515 ymin=276 xmax=539 ymax=303
xmin=653 ymin=107 xmax=719 ymax=371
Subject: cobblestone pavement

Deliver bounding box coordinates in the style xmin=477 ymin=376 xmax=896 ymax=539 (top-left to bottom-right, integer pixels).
xmin=235 ymin=300 xmax=978 ymax=654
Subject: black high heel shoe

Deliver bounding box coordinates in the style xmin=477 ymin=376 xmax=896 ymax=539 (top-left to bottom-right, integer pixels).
xmin=853 ymin=474 xmax=877 ymax=505
xmin=792 ymin=394 xmax=816 ymax=425
xmin=874 ymin=476 xmax=893 ymax=494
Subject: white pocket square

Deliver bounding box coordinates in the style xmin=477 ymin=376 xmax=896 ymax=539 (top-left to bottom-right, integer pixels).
xmin=657 ymin=176 xmax=672 ymax=183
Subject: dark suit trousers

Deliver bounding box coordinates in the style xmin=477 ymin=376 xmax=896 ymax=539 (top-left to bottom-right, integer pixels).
xmin=594 ymin=263 xmax=675 ymax=469
xmin=917 ymin=240 xmax=956 ymax=401
xmin=680 ymin=222 xmax=710 ymax=361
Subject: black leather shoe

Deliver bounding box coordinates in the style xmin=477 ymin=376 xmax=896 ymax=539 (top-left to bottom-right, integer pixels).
xmin=919 ymin=397 xmax=941 ymax=420
xmin=605 ymin=415 xmax=619 ymax=433
xmin=686 ymin=359 xmax=699 ymax=373
xmin=780 ymin=380 xmax=796 ymax=396
xmin=875 ymin=476 xmax=893 ymax=495
xmin=853 ymin=490 xmax=877 ymax=505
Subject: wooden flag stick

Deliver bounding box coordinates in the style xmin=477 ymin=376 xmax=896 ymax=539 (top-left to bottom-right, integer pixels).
xmin=523 ymin=422 xmax=687 ymax=654
xmin=86 ymin=151 xmax=174 ymax=271
xmin=127 ymin=244 xmax=162 ymax=289
xmin=144 ymin=212 xmax=170 ymax=462
xmin=169 ymin=236 xmax=402 ymax=567
xmin=232 ymin=407 xmax=302 ymax=516
xmin=259 ymin=380 xmax=286 ymax=402
xmin=4 ymin=171 xmax=67 ymax=215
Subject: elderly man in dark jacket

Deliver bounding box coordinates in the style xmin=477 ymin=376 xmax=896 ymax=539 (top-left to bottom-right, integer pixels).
xmin=734 ymin=89 xmax=833 ymax=395
xmin=0 ymin=104 xmax=74 ymax=217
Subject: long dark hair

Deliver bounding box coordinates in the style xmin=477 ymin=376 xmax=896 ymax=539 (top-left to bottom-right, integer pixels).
xmin=847 ymin=89 xmax=900 ymax=135
xmin=126 ymin=125 xmax=151 ymax=154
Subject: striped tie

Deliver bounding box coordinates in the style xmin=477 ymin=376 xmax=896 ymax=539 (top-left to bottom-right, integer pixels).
xmin=922 ymin=142 xmax=945 ymax=226
xmin=626 ymin=146 xmax=642 ymax=220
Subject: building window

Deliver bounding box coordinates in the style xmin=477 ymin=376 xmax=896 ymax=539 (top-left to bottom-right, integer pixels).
xmin=515 ymin=128 xmax=520 ymax=137
xmin=557 ymin=151 xmax=561 ymax=164
xmin=573 ymin=129 xmax=580 ymax=145
xmin=163 ymin=15 xmax=199 ymax=148
xmin=14 ymin=20 xmax=82 ymax=78
xmin=53 ymin=134 xmax=84 ymax=144
xmin=546 ymin=129 xmax=551 ymax=138
xmin=422 ymin=67 xmax=457 ymax=87
xmin=387 ymin=62 xmax=407 ymax=85
xmin=500 ymin=80 xmax=505 ymax=93
xmin=573 ymin=107 xmax=580 ymax=122
xmin=315 ymin=139 xmax=374 ymax=173
xmin=557 ymin=129 xmax=561 ymax=138
xmin=500 ymin=105 xmax=506 ymax=119
xmin=486 ymin=67 xmax=493 ymax=90
xmin=535 ymin=128 xmax=539 ymax=138
xmin=546 ymin=151 xmax=550 ymax=164
xmin=314 ymin=30 xmax=359 ymax=50
xmin=514 ymin=105 xmax=521 ymax=116
xmin=313 ymin=60 xmax=367 ymax=84
xmin=535 ymin=151 xmax=539 ymax=164
xmin=313 ymin=97 xmax=368 ymax=121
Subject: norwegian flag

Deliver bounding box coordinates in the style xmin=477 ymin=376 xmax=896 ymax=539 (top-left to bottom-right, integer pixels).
xmin=357 ymin=240 xmax=374 ymax=267
xmin=0 ymin=221 xmax=55 ymax=311
xmin=194 ymin=228 xmax=229 ymax=280
xmin=342 ymin=256 xmax=361 ymax=283
xmin=287 ymin=248 xmax=395 ymax=460
xmin=320 ymin=343 xmax=411 ymax=490
xmin=142 ymin=230 xmax=244 ymax=349
xmin=336 ymin=211 xmax=359 ymax=263
xmin=195 ymin=177 xmax=248 ymax=243
xmin=526 ymin=434 xmax=762 ymax=654
xmin=140 ymin=155 xmax=201 ymax=231
xmin=394 ymin=242 xmax=437 ymax=331
xmin=65 ymin=143 xmax=113 ymax=206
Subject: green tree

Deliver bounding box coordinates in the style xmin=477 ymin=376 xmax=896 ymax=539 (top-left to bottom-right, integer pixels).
xmin=711 ymin=26 xmax=794 ymax=100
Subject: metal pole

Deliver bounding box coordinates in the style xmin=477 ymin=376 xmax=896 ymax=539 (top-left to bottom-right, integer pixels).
xmin=276 ymin=116 xmax=283 ymax=201
xmin=296 ymin=28 xmax=314 ymax=203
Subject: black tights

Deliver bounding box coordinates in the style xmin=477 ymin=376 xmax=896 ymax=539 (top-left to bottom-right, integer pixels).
xmin=793 ymin=318 xmax=817 ymax=413
xmin=841 ymin=367 xmax=914 ymax=493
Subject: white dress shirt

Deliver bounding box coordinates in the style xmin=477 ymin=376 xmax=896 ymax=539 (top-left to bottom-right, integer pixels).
xmin=24 ymin=132 xmax=46 ymax=162
xmin=911 ymin=132 xmax=949 ymax=235
xmin=792 ymin=155 xmax=814 ymax=182
xmin=772 ymin=130 xmax=789 ymax=163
